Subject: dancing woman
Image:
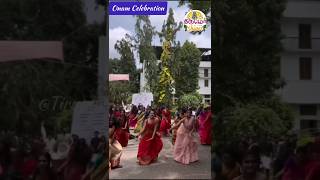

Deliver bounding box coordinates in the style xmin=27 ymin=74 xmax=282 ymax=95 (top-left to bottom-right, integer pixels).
xmin=128 ymin=105 xmax=139 ymax=128
xmin=198 ymin=105 xmax=212 ymax=145
xmin=171 ymin=111 xmax=183 ymax=145
xmin=115 ymin=110 xmax=130 ymax=147
xmin=136 ymin=110 xmax=163 ymax=165
xmin=109 ymin=118 xmax=123 ymax=169
xmin=134 ymin=106 xmax=146 ymax=134
xmin=159 ymin=106 xmax=171 ymax=136
xmin=173 ymin=108 xmax=199 ymax=164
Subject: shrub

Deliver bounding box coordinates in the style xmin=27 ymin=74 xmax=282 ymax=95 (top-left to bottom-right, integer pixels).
xmin=178 ymin=92 xmax=203 ymax=109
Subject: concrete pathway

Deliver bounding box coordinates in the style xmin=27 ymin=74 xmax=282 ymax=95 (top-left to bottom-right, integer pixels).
xmin=109 ymin=133 xmax=211 ymax=179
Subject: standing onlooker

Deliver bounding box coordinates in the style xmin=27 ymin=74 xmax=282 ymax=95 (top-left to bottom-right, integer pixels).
xmin=281 ymin=142 xmax=312 ymax=180
xmin=90 ymin=131 xmax=100 ymax=153
xmin=221 ymin=147 xmax=241 ymax=180
xmin=32 ymin=152 xmax=56 ymax=180
xmin=233 ymin=149 xmax=267 ymax=180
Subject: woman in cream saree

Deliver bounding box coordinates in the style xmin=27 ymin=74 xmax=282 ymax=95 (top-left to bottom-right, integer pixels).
xmin=109 ymin=119 xmax=123 ymax=169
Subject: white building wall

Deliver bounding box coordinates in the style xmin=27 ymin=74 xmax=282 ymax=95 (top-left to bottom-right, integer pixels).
xmin=283 ymin=1 xmax=320 ymax=19
xmin=197 ymin=61 xmax=212 ymax=101
xmin=139 ymin=59 xmax=212 ymax=103
xmin=290 ymin=104 xmax=320 ymax=130
xmin=279 ymin=0 xmax=320 ymax=131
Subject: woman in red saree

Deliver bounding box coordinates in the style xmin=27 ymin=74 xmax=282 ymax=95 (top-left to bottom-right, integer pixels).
xmin=198 ymin=105 xmax=212 ymax=145
xmin=113 ymin=106 xmax=121 ymax=119
xmin=137 ymin=110 xmax=163 ymax=165
xmin=159 ymin=107 xmax=171 ymax=136
xmin=115 ymin=110 xmax=130 ymax=147
xmin=129 ymin=105 xmax=139 ymax=128
xmin=305 ymin=138 xmax=320 ymax=180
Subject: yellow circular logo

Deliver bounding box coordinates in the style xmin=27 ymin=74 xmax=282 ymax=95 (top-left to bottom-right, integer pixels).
xmin=183 ymin=10 xmax=207 ymax=32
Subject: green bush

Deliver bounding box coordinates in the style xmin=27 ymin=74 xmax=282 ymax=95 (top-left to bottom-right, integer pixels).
xmin=213 ymin=97 xmax=294 ymax=151
xmin=177 ymin=92 xmax=203 ymax=109
xmin=109 ymin=81 xmax=131 ymax=105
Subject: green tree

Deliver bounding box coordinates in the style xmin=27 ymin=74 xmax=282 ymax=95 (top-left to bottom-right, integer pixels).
xmin=157 ymin=8 xmax=182 ymax=107
xmin=214 ymin=102 xmax=293 ymax=150
xmin=211 ymin=0 xmax=292 ymax=151
xmin=177 ymin=92 xmax=203 ymax=109
xmin=0 ymin=0 xmax=103 ymax=135
xmin=174 ymin=41 xmax=201 ymax=97
xmin=114 ymin=35 xmax=139 ymax=93
xmin=109 ymin=58 xmax=122 ymax=73
xmin=213 ymin=0 xmax=286 ymax=113
xmin=0 ymin=0 xmax=86 ymax=40
xmin=257 ymin=95 xmax=294 ymax=130
xmin=131 ymin=15 xmax=159 ymax=94
xmin=109 ymin=81 xmax=132 ymax=105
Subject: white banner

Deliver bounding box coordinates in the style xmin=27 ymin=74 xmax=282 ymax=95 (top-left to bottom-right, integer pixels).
xmin=131 ymin=93 xmax=153 ymax=107
xmin=71 ymin=101 xmax=107 ymax=143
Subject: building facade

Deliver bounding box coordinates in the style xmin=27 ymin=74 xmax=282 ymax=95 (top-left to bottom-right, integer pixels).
xmin=140 ymin=47 xmax=211 ymax=104
xmin=198 ymin=51 xmax=212 ymax=104
xmin=278 ymin=0 xmax=320 ymax=131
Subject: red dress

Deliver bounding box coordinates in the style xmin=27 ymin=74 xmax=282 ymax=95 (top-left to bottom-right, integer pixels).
xmin=20 ymin=159 xmax=38 ymax=179
xmin=137 ymin=119 xmax=163 ymax=165
xmin=129 ymin=113 xmax=138 ymax=128
xmin=63 ymin=162 xmax=86 ymax=180
xmin=198 ymin=111 xmax=212 ymax=145
xmin=159 ymin=110 xmax=171 ymax=135
xmin=306 ymin=161 xmax=320 ymax=180
xmin=115 ymin=117 xmax=130 ymax=147
xmin=113 ymin=111 xmax=121 ymax=119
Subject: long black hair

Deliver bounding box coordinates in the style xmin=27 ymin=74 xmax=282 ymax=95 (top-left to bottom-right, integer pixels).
xmin=112 ymin=116 xmax=121 ymax=129
xmin=131 ymin=105 xmax=138 ymax=114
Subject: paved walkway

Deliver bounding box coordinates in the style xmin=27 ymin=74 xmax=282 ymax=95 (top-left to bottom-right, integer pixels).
xmin=109 ymin=133 xmax=211 ymax=179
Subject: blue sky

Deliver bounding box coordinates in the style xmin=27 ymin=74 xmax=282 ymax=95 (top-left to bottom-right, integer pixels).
xmin=109 ymin=1 xmax=211 ymax=67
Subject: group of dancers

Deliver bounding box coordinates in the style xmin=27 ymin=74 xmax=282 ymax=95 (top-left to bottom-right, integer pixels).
xmin=108 ymin=104 xmax=212 ymax=171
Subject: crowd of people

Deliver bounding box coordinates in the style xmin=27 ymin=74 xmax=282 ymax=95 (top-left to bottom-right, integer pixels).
xmin=1 ymin=102 xmax=213 ymax=179
xmin=0 ymin=128 xmax=108 ymax=179
xmin=108 ymin=103 xmax=212 ymax=171
xmin=212 ymin=133 xmax=320 ymax=180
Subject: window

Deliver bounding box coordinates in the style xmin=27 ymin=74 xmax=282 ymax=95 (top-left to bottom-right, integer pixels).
xmin=300 ymin=105 xmax=317 ymax=116
xmin=300 ymin=120 xmax=318 ymax=130
xmin=204 ymin=95 xmax=211 ymax=99
xmin=300 ymin=57 xmax=312 ymax=80
xmin=204 ymin=80 xmax=209 ymax=87
xmin=204 ymin=69 xmax=208 ymax=77
xmin=299 ymin=24 xmax=311 ymax=49
xmin=205 ymin=99 xmax=211 ymax=104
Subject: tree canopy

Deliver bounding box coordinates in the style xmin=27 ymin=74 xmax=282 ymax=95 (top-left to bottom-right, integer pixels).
xmin=212 ymin=0 xmax=294 ymax=151
xmin=174 ymin=41 xmax=201 ymax=98
xmin=157 ymin=8 xmax=182 ymax=107
xmin=213 ymin=0 xmax=286 ymax=112
xmin=131 ymin=15 xmax=158 ymax=94
xmin=0 ymin=0 xmax=104 ymax=136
